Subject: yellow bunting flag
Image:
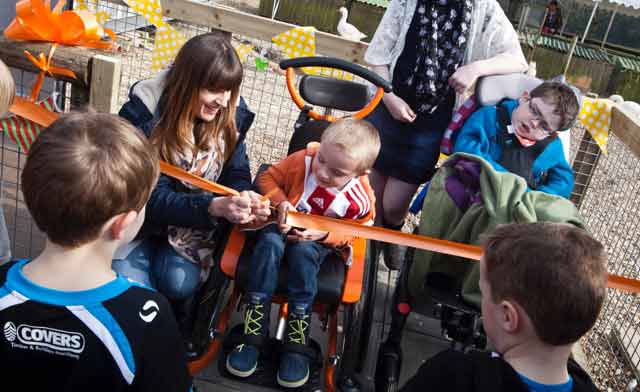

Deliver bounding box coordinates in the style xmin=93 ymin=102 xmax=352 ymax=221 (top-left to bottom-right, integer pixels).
xmin=272 ymin=27 xmax=353 ymax=80
xmin=235 ymin=44 xmax=254 ymax=64
xmin=152 ymin=25 xmax=186 ymax=70
xmin=76 ymin=0 xmax=110 ymax=24
xmin=579 ymin=98 xmax=612 ymax=154
xmin=124 ymin=0 xmax=186 ymax=71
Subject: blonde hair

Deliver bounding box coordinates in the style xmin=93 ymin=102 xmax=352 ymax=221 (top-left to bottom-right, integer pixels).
xmin=151 ymin=33 xmax=243 ymax=165
xmin=321 ymin=118 xmax=381 ymax=173
xmin=0 ymin=60 xmax=16 ymax=114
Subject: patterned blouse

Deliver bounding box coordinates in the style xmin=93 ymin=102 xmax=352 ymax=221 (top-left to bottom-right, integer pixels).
xmin=364 ymin=0 xmax=525 ymax=109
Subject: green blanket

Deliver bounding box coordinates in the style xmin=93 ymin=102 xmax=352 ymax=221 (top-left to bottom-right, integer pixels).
xmin=409 ymin=153 xmax=584 ymax=307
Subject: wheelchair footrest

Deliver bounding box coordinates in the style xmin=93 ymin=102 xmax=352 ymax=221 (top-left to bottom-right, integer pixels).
xmin=218 ymin=325 xmax=324 ymax=391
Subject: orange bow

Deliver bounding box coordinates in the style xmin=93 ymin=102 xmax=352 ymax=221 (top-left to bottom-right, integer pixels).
xmin=24 ymin=44 xmax=77 ymax=102
xmin=4 ymin=0 xmax=115 ymax=50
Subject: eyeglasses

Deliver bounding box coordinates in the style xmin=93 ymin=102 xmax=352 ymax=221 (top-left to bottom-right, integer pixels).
xmin=527 ymin=99 xmax=554 ymax=135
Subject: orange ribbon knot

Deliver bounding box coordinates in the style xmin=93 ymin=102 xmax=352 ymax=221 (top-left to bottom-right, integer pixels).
xmin=24 ymin=44 xmax=77 ymax=102
xmin=4 ymin=0 xmax=116 ymax=50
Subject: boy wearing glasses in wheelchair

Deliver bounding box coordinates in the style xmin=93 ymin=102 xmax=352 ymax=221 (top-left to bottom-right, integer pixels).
xmin=402 ymin=222 xmax=605 ymax=392
xmin=454 ymin=82 xmax=579 ymax=198
xmin=226 ymin=119 xmax=380 ymax=388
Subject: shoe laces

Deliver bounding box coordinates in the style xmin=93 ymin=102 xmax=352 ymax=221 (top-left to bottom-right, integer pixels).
xmin=287 ymin=313 xmax=309 ymax=345
xmin=244 ymin=304 xmax=264 ymax=336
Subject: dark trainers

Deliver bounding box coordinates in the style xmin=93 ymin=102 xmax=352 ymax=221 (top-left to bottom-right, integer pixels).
xmin=226 ymin=293 xmax=270 ymax=378
xmin=277 ymin=303 xmax=312 ymax=388
xmin=382 ymin=242 xmax=407 ymax=271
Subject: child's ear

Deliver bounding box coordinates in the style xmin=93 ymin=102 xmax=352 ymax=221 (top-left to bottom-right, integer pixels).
xmin=109 ymin=211 xmax=139 ymax=240
xmin=518 ymin=90 xmax=530 ymax=105
xmin=500 ymin=300 xmax=520 ymax=334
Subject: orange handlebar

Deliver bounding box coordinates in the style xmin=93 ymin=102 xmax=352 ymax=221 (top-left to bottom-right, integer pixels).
xmin=285 ymin=67 xmax=384 ymax=123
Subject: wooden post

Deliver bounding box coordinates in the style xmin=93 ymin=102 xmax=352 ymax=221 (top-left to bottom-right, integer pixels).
xmin=581 ymin=1 xmax=599 ymax=43
xmin=89 ymin=55 xmax=122 ymax=113
xmin=160 ymin=0 xmax=368 ymax=64
xmin=563 ymin=35 xmax=579 ymax=77
xmin=527 ymin=7 xmax=549 ymax=63
xmin=0 ymin=35 xmax=92 ymax=86
xmin=601 ymin=5 xmax=619 ymax=49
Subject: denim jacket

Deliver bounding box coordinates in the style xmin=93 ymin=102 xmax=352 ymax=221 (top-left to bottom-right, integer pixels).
xmin=119 ymin=72 xmax=255 ymax=235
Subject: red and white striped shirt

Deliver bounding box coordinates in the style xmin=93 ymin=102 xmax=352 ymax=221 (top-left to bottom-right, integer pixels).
xmin=296 ymin=155 xmax=373 ymax=225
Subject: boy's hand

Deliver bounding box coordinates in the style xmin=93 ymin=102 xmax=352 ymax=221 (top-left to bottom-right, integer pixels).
xmin=383 ymin=93 xmax=416 ymax=123
xmin=287 ymin=228 xmax=329 ymax=242
xmin=277 ymin=201 xmax=294 ymax=233
xmin=208 ymin=192 xmax=253 ymax=224
xmin=247 ymin=191 xmax=271 ymax=223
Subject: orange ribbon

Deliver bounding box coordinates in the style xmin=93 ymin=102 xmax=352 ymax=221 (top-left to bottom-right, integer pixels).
xmin=8 ymin=96 xmax=59 ymax=128
xmin=24 ymin=44 xmax=77 ymax=102
xmin=4 ymin=0 xmax=115 ymax=50
xmin=158 ymin=160 xmax=640 ymax=295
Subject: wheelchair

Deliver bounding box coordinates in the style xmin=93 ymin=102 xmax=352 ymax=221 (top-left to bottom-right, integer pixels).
xmin=373 ymin=73 xmax=575 ymax=391
xmin=185 ymin=57 xmax=392 ymax=392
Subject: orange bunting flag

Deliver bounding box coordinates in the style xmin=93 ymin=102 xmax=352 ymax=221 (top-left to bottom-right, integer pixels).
xmin=4 ymin=0 xmax=115 ymax=50
xmin=1 ymin=95 xmax=59 ymax=153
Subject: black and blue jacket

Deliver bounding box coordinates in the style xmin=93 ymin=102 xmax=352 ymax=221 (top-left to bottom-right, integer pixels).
xmin=119 ymin=71 xmax=255 ymax=236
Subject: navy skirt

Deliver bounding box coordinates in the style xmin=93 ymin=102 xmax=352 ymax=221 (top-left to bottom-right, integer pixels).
xmin=365 ymin=94 xmax=455 ymax=185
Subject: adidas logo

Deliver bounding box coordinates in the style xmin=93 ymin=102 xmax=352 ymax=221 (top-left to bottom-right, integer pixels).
xmin=139 ymin=300 xmax=159 ymax=323
xmin=312 ymin=197 xmax=324 ymax=209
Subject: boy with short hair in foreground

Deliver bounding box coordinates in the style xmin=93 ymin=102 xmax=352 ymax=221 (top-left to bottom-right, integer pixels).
xmin=227 ymin=118 xmax=381 ymax=388
xmin=402 ymin=222 xmax=606 ymax=391
xmin=0 ymin=112 xmax=192 ymax=391
xmin=454 ymin=82 xmax=579 ymax=198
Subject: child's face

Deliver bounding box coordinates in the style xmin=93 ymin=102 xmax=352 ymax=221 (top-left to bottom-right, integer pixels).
xmin=512 ymin=93 xmax=563 ymax=141
xmin=312 ymin=142 xmax=362 ymax=189
xmin=194 ymin=88 xmax=231 ymax=122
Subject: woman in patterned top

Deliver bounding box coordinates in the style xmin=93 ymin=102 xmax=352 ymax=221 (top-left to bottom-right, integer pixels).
xmin=114 ymin=33 xmax=270 ymax=342
xmin=364 ymin=0 xmax=528 ymax=270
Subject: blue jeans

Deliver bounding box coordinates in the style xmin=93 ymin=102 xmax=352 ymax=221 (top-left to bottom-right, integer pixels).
xmin=247 ymin=224 xmax=332 ymax=305
xmin=112 ymin=238 xmax=201 ymax=301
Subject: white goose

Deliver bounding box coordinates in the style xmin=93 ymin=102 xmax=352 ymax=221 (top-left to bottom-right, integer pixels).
xmin=337 ymin=7 xmax=367 ymax=41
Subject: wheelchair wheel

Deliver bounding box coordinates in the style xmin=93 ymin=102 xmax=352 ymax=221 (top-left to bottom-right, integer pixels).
xmin=189 ymin=226 xmax=234 ymax=357
xmin=337 ymin=240 xmax=378 ymax=391
xmin=355 ymin=240 xmax=381 ymax=372
xmin=189 ymin=265 xmax=231 ymax=356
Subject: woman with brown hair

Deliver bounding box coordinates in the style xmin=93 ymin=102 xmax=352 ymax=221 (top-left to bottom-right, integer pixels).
xmin=114 ymin=33 xmax=270 ymax=321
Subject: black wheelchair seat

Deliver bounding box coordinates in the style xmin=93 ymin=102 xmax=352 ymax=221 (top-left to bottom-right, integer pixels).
xmin=234 ymin=231 xmax=346 ymax=307
xmin=299 ymin=74 xmax=369 ymax=112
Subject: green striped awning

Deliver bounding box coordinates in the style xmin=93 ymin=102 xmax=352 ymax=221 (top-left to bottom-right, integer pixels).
xmin=518 ymin=32 xmax=612 ymax=63
xmin=614 ymin=55 xmax=640 ymax=72
xmin=354 ymin=0 xmax=389 ymax=7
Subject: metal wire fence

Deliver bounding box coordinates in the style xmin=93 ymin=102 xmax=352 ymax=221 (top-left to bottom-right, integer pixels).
xmin=1 ymin=0 xmax=638 ymax=389
xmin=1 ymin=70 xmax=70 ymax=260
xmin=577 ymin=128 xmax=640 ymax=391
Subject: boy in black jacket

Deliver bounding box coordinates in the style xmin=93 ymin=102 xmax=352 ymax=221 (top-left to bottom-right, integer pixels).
xmin=402 ymin=223 xmax=606 ymax=392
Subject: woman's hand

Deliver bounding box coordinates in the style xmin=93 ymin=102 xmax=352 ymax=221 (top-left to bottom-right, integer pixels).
xmin=449 ymin=62 xmax=482 ymax=95
xmin=383 ymin=93 xmax=416 ymax=123
xmin=247 ymin=191 xmax=271 ymax=223
xmin=208 ymin=191 xmax=253 ymax=224
xmin=277 ymin=201 xmax=294 ymax=233
xmin=287 ymin=228 xmax=329 ymax=242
